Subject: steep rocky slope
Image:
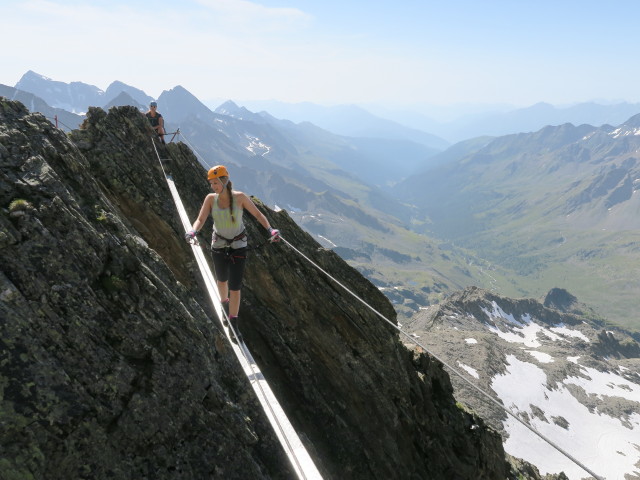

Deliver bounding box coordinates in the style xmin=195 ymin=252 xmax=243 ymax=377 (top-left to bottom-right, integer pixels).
xmin=0 ymin=99 xmax=530 ymax=479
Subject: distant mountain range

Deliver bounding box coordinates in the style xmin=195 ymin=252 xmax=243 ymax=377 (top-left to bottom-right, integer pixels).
xmin=14 ymin=70 xmax=154 ymax=113
xmin=397 ymin=116 xmax=640 ymax=330
xmin=5 ymin=69 xmax=640 ymax=331
xmin=234 ymin=98 xmax=640 ymax=144
xmin=0 ymin=84 xmax=83 ymax=131
xmin=232 ymin=99 xmax=451 ymax=150
xmin=452 ymin=101 xmax=640 ymax=139
xmin=18 ymin=69 xmax=640 ymax=149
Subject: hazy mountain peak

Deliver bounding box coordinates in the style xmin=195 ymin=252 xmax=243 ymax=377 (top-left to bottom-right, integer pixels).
xmin=606 ymin=122 xmax=640 ymax=139
xmin=19 ymin=70 xmax=52 ymax=83
xmin=15 ymin=71 xmax=104 ymax=113
xmin=103 ymin=91 xmax=146 ymax=110
xmin=618 ymin=112 xmax=640 ymax=128
xmin=105 ymin=81 xmax=153 ymax=107
xmin=215 ymin=100 xmax=254 ymax=119
xmin=164 ymin=84 xmax=191 ymax=96
xmin=526 ymin=101 xmax=555 ymax=111
xmin=158 ymin=85 xmax=203 ymax=104
xmin=157 ymin=86 xmax=215 ymax=124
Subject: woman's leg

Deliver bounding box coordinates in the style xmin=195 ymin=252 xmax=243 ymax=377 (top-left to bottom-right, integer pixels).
xmin=211 ymin=248 xmax=231 ymax=305
xmin=229 ymin=289 xmax=241 ymax=317
xmin=217 ymin=280 xmax=229 ymax=303
xmin=228 ymin=248 xmax=247 ymax=317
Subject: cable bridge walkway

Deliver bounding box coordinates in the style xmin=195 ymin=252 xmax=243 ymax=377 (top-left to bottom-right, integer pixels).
xmin=158 ymin=158 xmax=322 ymax=480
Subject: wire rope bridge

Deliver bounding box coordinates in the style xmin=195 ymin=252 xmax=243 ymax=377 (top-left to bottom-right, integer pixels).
xmin=152 ymin=134 xmax=604 ymax=480
xmin=152 ymin=148 xmax=322 ymax=479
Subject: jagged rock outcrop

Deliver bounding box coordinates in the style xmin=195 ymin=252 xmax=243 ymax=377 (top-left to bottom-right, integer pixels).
xmin=1 ymin=100 xmax=510 ymax=479
xmin=594 ymin=328 xmax=640 ymax=358
xmin=542 ymin=287 xmax=579 ymax=313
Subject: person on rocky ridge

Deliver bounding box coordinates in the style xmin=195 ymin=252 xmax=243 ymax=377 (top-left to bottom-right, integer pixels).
xmin=184 ymin=164 xmax=280 ymax=343
xmin=145 ymin=101 xmax=165 ymax=144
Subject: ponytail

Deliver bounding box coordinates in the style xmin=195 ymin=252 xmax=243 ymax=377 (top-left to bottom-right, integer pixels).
xmin=222 ymin=177 xmax=235 ymax=223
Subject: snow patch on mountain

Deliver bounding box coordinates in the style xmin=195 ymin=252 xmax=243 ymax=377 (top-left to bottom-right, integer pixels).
xmin=482 ymin=301 xmax=588 ymax=347
xmin=458 ymin=362 xmax=480 ymax=379
xmin=244 ymin=134 xmax=271 ymax=156
xmin=493 ymin=354 xmax=640 ymax=480
xmin=482 ymin=301 xmax=528 ymax=325
xmin=549 ymin=325 xmax=590 ymax=342
xmin=565 ymin=365 xmax=640 ymax=402
xmin=609 ymin=126 xmax=640 ymax=138
xmin=526 ymin=350 xmax=554 ymax=363
xmin=407 ymin=287 xmax=640 ymax=479
xmin=486 ymin=321 xmax=548 ymax=347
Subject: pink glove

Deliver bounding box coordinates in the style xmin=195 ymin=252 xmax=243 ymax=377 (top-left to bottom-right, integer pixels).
xmin=184 ymin=230 xmax=198 ymax=243
xmin=268 ymin=228 xmax=280 ymax=242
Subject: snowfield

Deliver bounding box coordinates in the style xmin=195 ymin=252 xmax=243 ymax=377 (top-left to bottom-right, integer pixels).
xmin=415 ymin=291 xmax=640 ymax=479
xmin=492 ymin=354 xmax=640 ymax=480
xmin=476 ymin=301 xmax=639 ymax=479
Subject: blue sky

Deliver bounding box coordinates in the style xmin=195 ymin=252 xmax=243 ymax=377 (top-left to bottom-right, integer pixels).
xmin=4 ymin=0 xmax=640 ymax=110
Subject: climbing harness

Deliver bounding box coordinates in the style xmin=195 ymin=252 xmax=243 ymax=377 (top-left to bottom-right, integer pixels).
xmin=150 ymin=137 xmax=321 ymax=480
xmin=213 ymin=230 xmax=248 ymax=264
xmin=214 ymin=230 xmax=247 ymax=245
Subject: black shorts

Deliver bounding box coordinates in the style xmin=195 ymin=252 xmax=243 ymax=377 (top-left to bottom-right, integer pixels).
xmin=211 ymin=247 xmax=247 ymax=291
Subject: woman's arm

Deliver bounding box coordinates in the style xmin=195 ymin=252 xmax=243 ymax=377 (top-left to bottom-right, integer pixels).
xmin=190 ymin=194 xmax=214 ymax=232
xmin=239 ymin=193 xmax=271 ymax=230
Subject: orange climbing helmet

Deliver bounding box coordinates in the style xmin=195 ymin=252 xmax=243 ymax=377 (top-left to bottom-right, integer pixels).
xmin=207 ymin=165 xmax=229 ymax=180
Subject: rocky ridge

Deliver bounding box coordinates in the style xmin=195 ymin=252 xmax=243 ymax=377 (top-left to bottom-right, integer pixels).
xmin=0 ymin=99 xmax=549 ymax=479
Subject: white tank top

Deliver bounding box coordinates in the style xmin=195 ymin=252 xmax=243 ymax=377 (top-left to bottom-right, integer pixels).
xmin=210 ymin=194 xmax=247 ymax=249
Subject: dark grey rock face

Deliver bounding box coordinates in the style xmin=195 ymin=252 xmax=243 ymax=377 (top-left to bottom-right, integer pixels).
xmin=1 ymin=100 xmax=509 ymax=479
xmin=0 ymin=101 xmax=292 ymax=479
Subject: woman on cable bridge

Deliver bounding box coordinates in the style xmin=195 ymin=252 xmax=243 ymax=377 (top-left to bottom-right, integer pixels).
xmin=185 ymin=165 xmax=280 ymax=343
